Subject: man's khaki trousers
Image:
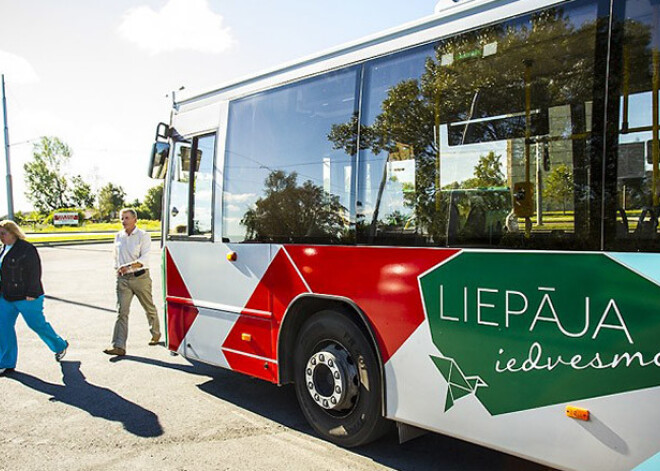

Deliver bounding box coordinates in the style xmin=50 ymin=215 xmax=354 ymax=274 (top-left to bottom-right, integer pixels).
xmin=112 ymin=271 xmax=161 ymax=350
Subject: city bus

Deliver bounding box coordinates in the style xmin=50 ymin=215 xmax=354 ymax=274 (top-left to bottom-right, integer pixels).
xmin=147 ymin=0 xmax=660 ymax=469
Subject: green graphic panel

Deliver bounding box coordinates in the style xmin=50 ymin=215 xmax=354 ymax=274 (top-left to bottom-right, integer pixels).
xmin=420 ymin=253 xmax=660 ymax=415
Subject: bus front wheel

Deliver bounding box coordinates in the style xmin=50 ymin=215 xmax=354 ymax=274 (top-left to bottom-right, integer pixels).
xmin=293 ymin=310 xmax=389 ymax=447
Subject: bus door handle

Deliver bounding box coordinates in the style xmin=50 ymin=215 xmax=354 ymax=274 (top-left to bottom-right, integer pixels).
xmin=171 ymin=207 xmax=179 ymax=217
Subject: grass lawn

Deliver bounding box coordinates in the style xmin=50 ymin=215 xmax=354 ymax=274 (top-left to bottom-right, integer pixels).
xmin=24 ymin=220 xmax=162 ymax=233
xmin=23 ymin=220 xmax=162 ymax=244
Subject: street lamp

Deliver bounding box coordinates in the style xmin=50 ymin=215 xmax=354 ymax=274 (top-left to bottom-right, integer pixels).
xmin=2 ymin=73 xmax=14 ymax=220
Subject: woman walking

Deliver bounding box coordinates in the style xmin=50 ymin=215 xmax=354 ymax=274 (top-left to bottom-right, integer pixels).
xmin=0 ymin=220 xmax=68 ymax=376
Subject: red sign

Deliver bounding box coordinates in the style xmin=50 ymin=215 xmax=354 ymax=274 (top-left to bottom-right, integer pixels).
xmin=53 ymin=212 xmax=79 ymax=226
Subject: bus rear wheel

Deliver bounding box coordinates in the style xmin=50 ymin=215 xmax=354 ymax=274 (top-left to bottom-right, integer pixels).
xmin=293 ymin=310 xmax=389 ymax=447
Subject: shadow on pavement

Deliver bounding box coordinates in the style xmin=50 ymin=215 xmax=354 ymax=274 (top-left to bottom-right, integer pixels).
xmin=113 ymin=354 xmax=554 ymax=471
xmin=45 ymin=295 xmax=115 ymax=313
xmin=7 ymin=361 xmax=163 ymax=438
xmin=108 ymin=354 xmax=217 ymax=376
xmin=196 ymin=368 xmax=554 ymax=471
xmin=111 ymin=353 xmax=309 ymax=431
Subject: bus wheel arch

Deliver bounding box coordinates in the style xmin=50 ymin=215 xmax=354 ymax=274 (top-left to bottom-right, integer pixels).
xmin=278 ymin=296 xmax=382 ymax=386
xmin=277 ymin=296 xmax=391 ymax=447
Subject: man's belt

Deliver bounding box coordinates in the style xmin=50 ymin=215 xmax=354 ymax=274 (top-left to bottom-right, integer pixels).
xmin=120 ymin=269 xmax=146 ymax=278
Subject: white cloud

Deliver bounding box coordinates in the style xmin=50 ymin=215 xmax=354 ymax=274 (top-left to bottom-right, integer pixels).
xmin=224 ymin=193 xmax=255 ymax=203
xmin=0 ymin=50 xmax=39 ymax=84
xmin=118 ymin=0 xmax=235 ymax=55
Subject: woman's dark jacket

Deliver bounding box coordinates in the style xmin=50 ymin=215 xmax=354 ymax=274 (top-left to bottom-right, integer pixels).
xmin=0 ymin=238 xmax=44 ymax=301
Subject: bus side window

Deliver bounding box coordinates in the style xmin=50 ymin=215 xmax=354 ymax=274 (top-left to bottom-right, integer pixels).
xmin=191 ymin=134 xmax=214 ymax=237
xmin=607 ymin=0 xmax=660 ymax=252
xmin=167 ymin=134 xmax=215 ymax=239
xmin=354 ymin=0 xmax=602 ymax=250
xmin=222 ymin=67 xmax=359 ymax=244
xmin=168 ymin=141 xmax=190 ymax=236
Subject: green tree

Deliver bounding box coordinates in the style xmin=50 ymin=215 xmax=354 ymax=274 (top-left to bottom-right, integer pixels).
xmin=139 ymin=183 xmax=164 ymax=220
xmin=70 ymin=175 xmax=95 ymax=208
xmin=24 ymin=136 xmax=72 ymax=212
xmin=543 ymin=164 xmax=573 ymax=214
xmin=23 ymin=136 xmax=96 ymax=213
xmin=98 ymin=183 xmax=126 ymax=221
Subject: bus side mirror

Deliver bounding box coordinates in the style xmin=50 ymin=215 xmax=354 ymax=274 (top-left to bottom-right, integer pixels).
xmin=149 ymin=141 xmax=170 ymax=179
xmin=156 ymin=122 xmax=169 ymax=141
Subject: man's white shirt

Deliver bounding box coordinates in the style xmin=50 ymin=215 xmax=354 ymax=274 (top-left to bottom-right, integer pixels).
xmin=114 ymin=227 xmax=151 ymax=270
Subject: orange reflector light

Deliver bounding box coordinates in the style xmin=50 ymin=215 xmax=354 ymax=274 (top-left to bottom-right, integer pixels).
xmin=227 ymin=251 xmax=238 ymax=262
xmin=566 ymin=406 xmax=589 ymax=421
xmin=241 ymin=333 xmax=251 ymax=342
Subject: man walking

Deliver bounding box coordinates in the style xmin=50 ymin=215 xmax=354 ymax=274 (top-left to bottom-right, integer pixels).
xmin=103 ymin=208 xmax=161 ymax=356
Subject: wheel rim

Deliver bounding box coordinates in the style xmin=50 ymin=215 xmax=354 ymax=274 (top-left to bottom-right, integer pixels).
xmin=304 ymin=342 xmax=359 ymax=412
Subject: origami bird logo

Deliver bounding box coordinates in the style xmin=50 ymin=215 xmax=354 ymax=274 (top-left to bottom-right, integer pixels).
xmin=431 ymin=355 xmax=488 ymax=411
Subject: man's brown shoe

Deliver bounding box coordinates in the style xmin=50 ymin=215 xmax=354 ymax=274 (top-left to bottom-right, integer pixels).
xmin=103 ymin=347 xmax=126 ymax=356
xmin=149 ymin=335 xmax=161 ymax=346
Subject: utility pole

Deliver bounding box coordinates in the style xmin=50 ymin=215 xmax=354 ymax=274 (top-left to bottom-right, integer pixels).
xmin=2 ymin=74 xmax=15 ymax=220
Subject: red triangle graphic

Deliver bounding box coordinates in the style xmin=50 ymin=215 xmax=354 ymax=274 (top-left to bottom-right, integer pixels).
xmin=165 ymin=248 xmax=199 ymax=351
xmin=223 ymin=248 xmax=309 ymax=380
xmin=285 ymin=246 xmax=460 ymax=362
xmin=241 ymin=248 xmax=309 ymax=321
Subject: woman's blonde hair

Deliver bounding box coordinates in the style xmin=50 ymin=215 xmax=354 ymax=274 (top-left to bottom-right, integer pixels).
xmin=0 ymin=220 xmax=27 ymax=241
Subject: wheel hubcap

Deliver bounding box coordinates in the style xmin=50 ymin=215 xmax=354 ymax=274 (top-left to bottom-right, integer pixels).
xmin=305 ymin=343 xmax=359 ymax=411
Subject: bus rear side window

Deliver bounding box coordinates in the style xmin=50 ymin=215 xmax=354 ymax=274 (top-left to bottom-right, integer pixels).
xmin=352 ymin=0 xmax=604 ymax=250
xmin=607 ymin=0 xmax=660 ymax=252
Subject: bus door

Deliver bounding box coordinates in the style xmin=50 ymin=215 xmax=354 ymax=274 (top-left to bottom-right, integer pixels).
xmin=162 ymin=102 xmax=277 ymax=381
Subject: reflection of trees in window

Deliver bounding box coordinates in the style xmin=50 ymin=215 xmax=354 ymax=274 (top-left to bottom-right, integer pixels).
xmin=444 ymin=153 xmax=510 ymax=243
xmin=621 ymin=20 xmax=653 ymax=106
xmin=544 ymin=164 xmax=573 ymax=215
xmin=610 ymin=10 xmax=660 ymax=250
xmin=455 ymin=152 xmax=506 ymax=189
xmin=329 ymin=5 xmax=602 ymax=246
xmin=241 ymin=170 xmax=348 ymax=243
xmin=619 ymin=17 xmax=657 ymax=209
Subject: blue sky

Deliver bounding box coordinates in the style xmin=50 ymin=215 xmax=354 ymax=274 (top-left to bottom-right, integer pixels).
xmin=0 ymin=0 xmax=438 ymax=214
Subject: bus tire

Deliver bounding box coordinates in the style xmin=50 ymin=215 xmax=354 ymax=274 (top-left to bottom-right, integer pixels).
xmin=293 ymin=310 xmax=389 ymax=447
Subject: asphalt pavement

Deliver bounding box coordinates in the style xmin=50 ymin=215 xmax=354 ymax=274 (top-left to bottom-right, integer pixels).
xmin=0 ymin=242 xmax=553 ymax=471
